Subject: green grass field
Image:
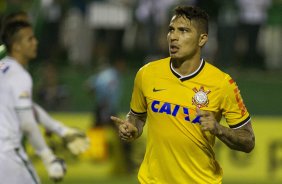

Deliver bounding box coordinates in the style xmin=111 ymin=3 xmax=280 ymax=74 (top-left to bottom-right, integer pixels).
xmin=30 ymin=113 xmax=282 ymax=184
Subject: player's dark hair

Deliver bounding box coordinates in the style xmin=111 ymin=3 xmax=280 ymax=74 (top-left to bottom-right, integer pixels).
xmin=0 ymin=11 xmax=28 ymax=48
xmin=173 ymin=6 xmax=209 ymax=34
xmin=1 ymin=21 xmax=31 ymax=53
xmin=3 ymin=11 xmax=28 ymax=25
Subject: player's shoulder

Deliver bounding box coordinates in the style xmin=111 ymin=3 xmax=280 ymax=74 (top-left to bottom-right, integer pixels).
xmin=138 ymin=57 xmax=170 ymax=73
xmin=1 ymin=57 xmax=20 ymax=70
xmin=0 ymin=57 xmax=13 ymax=74
xmin=203 ymin=60 xmax=231 ymax=80
xmin=0 ymin=57 xmax=30 ymax=80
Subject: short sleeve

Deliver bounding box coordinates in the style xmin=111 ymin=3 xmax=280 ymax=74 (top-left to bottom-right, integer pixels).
xmin=130 ymin=67 xmax=147 ymax=114
xmin=220 ymin=74 xmax=250 ymax=129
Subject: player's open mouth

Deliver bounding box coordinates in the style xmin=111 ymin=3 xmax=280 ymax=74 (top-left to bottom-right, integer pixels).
xmin=170 ymin=45 xmax=179 ymax=53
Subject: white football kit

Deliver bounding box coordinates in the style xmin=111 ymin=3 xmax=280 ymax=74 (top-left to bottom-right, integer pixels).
xmin=0 ymin=56 xmax=40 ymax=184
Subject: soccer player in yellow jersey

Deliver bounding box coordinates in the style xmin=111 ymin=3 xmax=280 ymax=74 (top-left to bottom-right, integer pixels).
xmin=111 ymin=5 xmax=255 ymax=184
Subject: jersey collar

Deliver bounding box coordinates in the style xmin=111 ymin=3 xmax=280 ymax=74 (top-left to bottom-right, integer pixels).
xmin=170 ymin=58 xmax=205 ymax=82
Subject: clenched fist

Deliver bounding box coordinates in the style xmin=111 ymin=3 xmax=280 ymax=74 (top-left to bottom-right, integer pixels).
xmin=196 ymin=108 xmax=222 ymax=135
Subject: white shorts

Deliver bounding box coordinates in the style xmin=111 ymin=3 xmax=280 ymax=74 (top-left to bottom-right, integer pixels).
xmin=0 ymin=148 xmax=40 ymax=184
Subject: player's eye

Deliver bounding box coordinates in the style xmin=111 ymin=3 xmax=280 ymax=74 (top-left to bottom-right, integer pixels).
xmin=179 ymin=28 xmax=188 ymax=33
xmin=168 ymin=26 xmax=174 ymax=32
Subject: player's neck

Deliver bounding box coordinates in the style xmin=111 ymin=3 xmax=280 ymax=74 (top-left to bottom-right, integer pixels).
xmin=172 ymin=54 xmax=201 ymax=76
xmin=10 ymin=53 xmax=29 ymax=67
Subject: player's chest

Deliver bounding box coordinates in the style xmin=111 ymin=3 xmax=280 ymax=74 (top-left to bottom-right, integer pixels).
xmin=144 ymin=77 xmax=220 ymax=110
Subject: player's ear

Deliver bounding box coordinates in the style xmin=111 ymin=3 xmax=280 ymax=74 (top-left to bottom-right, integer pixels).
xmin=198 ymin=33 xmax=208 ymax=47
xmin=13 ymin=42 xmax=21 ymax=52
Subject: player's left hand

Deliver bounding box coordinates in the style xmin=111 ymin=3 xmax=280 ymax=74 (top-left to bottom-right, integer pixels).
xmin=62 ymin=128 xmax=90 ymax=155
xmin=196 ymin=108 xmax=221 ymax=135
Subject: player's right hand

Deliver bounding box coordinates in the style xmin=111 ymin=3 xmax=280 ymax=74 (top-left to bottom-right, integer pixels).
xmin=47 ymin=158 xmax=66 ymax=182
xmin=110 ymin=116 xmax=138 ymax=141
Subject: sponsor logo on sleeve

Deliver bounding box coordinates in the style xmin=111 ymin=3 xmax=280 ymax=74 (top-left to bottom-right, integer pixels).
xmin=19 ymin=91 xmax=30 ymax=99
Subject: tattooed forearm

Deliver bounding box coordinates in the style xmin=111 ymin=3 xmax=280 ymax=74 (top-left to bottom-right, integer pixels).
xmin=215 ymin=122 xmax=255 ymax=153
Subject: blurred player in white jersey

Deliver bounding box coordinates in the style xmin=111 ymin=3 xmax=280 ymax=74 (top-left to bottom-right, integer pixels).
xmin=0 ymin=10 xmax=89 ymax=153
xmin=0 ymin=20 xmax=87 ymax=183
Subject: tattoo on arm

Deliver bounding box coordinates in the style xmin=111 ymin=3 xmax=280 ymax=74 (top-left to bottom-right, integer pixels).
xmin=216 ymin=122 xmax=255 ymax=153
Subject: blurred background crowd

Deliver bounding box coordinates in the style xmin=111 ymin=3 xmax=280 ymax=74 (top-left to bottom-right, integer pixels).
xmin=1 ymin=0 xmax=282 ymax=183
xmin=1 ymin=0 xmax=281 ymax=113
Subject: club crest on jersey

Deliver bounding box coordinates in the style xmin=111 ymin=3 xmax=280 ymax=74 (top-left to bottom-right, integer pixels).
xmin=192 ymin=86 xmax=211 ymax=108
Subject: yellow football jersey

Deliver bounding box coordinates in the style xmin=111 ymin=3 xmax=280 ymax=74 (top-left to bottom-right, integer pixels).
xmin=130 ymin=57 xmax=250 ymax=184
